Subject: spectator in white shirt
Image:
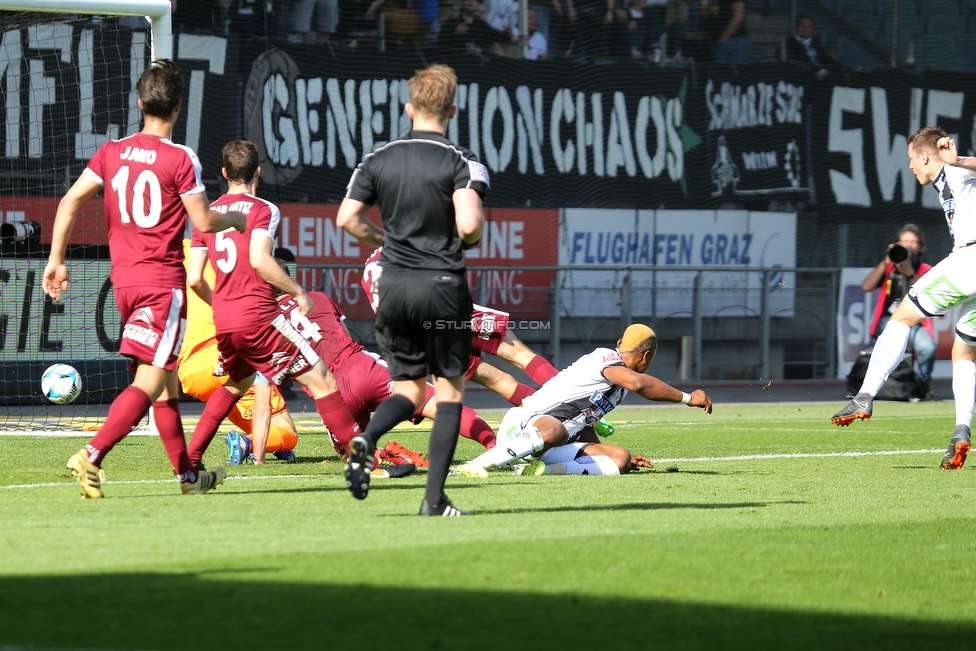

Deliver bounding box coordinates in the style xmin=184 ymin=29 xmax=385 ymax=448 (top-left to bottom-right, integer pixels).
xmin=527 ymin=8 xmax=549 ymax=58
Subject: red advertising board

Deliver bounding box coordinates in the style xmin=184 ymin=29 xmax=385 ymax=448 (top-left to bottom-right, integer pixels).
xmin=278 ymin=205 xmax=558 ymax=319
xmin=3 ymin=197 xmax=559 ymax=319
xmin=1 ymin=197 xmax=105 ymax=245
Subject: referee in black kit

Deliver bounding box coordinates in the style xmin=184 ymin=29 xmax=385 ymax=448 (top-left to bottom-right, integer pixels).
xmin=336 ymin=64 xmax=487 ymax=516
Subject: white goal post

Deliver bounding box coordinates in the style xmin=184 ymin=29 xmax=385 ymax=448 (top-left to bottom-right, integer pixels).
xmin=0 ymin=2 xmax=172 ymax=431
xmin=0 ymin=0 xmax=172 ymax=59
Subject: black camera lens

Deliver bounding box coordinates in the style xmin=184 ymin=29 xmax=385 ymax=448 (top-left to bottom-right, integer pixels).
xmin=0 ymin=220 xmax=40 ymax=244
xmin=889 ymin=243 xmax=909 ymax=263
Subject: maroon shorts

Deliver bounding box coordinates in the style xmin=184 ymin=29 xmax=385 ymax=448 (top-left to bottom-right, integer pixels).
xmin=470 ymin=303 xmax=509 ymax=355
xmin=216 ymin=313 xmax=321 ymax=385
xmin=336 ymin=351 xmax=428 ymax=429
xmin=464 ymin=352 xmax=481 ymax=382
xmin=115 ymin=285 xmax=187 ymax=372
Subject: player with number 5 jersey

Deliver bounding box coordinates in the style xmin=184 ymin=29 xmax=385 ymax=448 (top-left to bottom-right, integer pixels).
xmin=42 ymin=60 xmax=247 ymax=499
xmin=184 ymin=140 xmax=363 ymax=467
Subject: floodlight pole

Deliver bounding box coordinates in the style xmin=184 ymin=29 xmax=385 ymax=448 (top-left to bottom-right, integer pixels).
xmin=0 ymin=0 xmax=173 ymax=59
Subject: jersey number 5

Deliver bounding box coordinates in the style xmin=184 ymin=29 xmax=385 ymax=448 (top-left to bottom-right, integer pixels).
xmin=110 ymin=166 xmax=162 ymax=228
xmin=214 ymin=231 xmax=238 ymax=273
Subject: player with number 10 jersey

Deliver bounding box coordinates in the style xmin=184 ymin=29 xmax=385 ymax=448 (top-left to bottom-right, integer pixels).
xmin=87 ymin=132 xmax=205 ymax=291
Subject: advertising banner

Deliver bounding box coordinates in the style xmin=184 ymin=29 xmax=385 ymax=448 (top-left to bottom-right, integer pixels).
xmin=0 ymin=259 xmax=121 ymax=362
xmin=278 ymin=206 xmax=559 ymax=318
xmin=694 ymin=65 xmax=813 ymax=201
xmin=559 ymin=209 xmax=796 ymax=317
xmin=810 ymin=70 xmax=976 ymax=212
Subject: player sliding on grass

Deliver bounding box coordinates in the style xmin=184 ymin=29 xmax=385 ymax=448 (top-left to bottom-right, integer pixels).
xmin=831 ymin=128 xmax=976 ymax=471
xmin=363 ymin=246 xmax=621 ymax=439
xmin=184 ymin=140 xmax=363 ymax=467
xmin=43 ymin=60 xmax=244 ymax=498
xmin=455 ymin=324 xmax=712 ymax=476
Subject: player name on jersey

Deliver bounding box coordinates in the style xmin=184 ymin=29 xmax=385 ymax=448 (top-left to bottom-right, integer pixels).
xmin=118 ymin=146 xmax=158 ymax=164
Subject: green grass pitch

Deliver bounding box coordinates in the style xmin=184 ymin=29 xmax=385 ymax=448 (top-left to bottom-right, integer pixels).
xmin=1 ymin=401 xmax=974 ymax=651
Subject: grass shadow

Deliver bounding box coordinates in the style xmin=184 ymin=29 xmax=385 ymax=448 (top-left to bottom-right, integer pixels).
xmin=0 ymin=571 xmax=970 ymax=651
xmin=452 ymin=500 xmax=809 ymax=516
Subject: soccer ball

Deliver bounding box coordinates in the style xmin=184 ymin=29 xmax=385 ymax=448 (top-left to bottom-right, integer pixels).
xmin=41 ymin=363 xmax=82 ymax=404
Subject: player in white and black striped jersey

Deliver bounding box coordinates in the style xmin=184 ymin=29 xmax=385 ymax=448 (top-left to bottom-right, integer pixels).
xmin=833 ymin=127 xmax=976 ymax=471
xmin=455 ymin=324 xmax=712 ymax=477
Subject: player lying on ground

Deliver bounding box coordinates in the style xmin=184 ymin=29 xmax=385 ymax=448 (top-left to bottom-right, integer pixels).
xmin=831 ymin=129 xmax=976 ymax=471
xmin=276 ymin=265 xmax=497 ymax=461
xmin=43 ymin=60 xmax=243 ymax=498
xmin=365 ymin=248 xmax=627 ymax=436
xmin=184 ymin=140 xmax=363 ymax=467
xmin=176 ymin=239 xmax=299 ymax=464
xmin=455 ymin=324 xmax=712 ymax=476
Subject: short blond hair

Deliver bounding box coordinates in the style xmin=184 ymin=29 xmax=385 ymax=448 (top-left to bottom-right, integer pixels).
xmin=407 ymin=64 xmax=457 ymax=120
xmin=620 ymin=324 xmax=657 ymax=356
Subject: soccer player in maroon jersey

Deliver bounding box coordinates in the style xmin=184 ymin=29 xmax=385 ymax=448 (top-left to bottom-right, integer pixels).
xmin=276 ymin=288 xmax=497 ymax=453
xmin=43 ymin=60 xmax=244 ymax=499
xmin=184 ymin=140 xmax=362 ymax=465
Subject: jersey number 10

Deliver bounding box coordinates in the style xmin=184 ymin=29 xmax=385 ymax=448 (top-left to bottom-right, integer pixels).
xmin=110 ymin=165 xmax=162 ymax=228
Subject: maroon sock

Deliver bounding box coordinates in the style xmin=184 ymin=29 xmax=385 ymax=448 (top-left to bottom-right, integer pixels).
xmin=525 ymin=356 xmax=558 ymax=385
xmin=315 ymin=392 xmax=362 ymax=449
xmin=508 ymin=382 xmax=536 ymax=407
xmin=86 ymin=386 xmax=153 ymax=466
xmin=152 ymin=398 xmax=196 ymax=483
xmin=188 ymin=386 xmax=240 ymax=465
xmin=460 ymin=406 xmax=496 ymax=449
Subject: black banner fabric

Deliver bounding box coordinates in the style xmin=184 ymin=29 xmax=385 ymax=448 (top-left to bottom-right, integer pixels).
xmin=809 ymin=68 xmax=976 ymax=213
xmin=2 ymin=25 xmax=976 ymax=216
xmin=239 ymin=45 xmax=822 ymax=209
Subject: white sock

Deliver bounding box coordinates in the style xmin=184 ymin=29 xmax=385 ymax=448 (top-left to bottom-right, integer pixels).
xmin=466 ymin=426 xmax=545 ymax=469
xmin=861 ymin=321 xmax=911 ymax=396
xmin=953 ymin=359 xmax=976 ymax=428
xmin=549 ymin=455 xmax=620 ymax=475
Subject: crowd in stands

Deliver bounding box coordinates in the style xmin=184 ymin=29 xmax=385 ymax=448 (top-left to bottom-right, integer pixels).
xmin=165 ymin=0 xmax=838 ymax=69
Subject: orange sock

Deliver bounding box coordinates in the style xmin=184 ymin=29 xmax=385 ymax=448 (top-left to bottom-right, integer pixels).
xmin=266 ymin=425 xmax=298 ymax=453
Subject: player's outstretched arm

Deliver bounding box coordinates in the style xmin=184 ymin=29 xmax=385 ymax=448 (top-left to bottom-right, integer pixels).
xmin=250 ymin=232 xmax=312 ymax=314
xmin=182 ymin=192 xmax=247 ymax=233
xmin=603 ymin=366 xmax=712 ymax=413
xmin=337 ymin=198 xmax=384 ymax=246
xmin=186 ymin=246 xmax=213 ymax=305
xmin=43 ymin=173 xmax=103 ymax=302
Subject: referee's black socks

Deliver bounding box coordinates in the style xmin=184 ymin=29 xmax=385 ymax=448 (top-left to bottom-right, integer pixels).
xmin=426 ymin=401 xmax=463 ymax=507
xmin=363 ymin=394 xmax=416 ymax=447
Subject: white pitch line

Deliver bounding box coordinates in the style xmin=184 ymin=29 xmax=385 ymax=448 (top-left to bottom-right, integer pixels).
xmin=0 ymin=430 xmax=153 ymax=437
xmin=0 ymin=449 xmax=949 ymax=491
xmin=0 ymin=473 xmax=315 ymax=491
xmin=0 ymin=646 xmax=151 ymax=651
xmin=650 ymin=448 xmax=944 ymax=464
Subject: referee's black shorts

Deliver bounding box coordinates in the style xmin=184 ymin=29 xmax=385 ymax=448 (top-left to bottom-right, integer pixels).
xmin=374 ymin=269 xmax=473 ymax=381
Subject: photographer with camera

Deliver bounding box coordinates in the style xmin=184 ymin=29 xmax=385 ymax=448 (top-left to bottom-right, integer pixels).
xmin=861 ymin=224 xmax=936 ymax=395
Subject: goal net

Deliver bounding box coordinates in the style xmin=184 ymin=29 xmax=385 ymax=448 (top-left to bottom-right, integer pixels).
xmin=0 ymin=2 xmax=170 ymax=431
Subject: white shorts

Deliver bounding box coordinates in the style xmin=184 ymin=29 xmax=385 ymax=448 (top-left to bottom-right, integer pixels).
xmin=908 ymin=249 xmax=976 ymax=345
xmin=539 ymin=442 xmax=593 ymax=464
xmin=498 ymin=406 xmax=587 ymax=444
